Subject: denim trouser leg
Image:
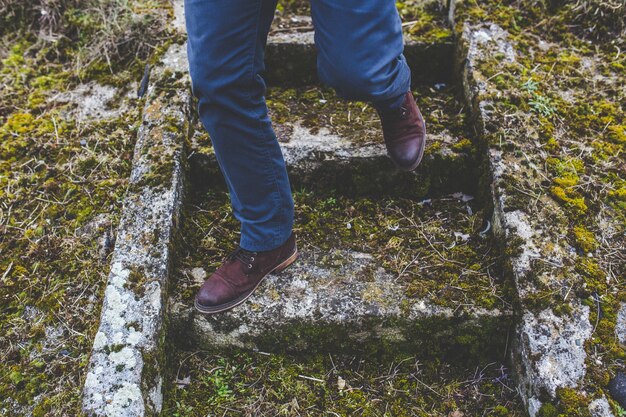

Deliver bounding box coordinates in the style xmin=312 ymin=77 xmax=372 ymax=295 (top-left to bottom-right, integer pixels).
xmin=184 ymin=0 xmax=409 ymax=252
xmin=311 ymin=0 xmax=411 ymax=111
xmin=184 ymin=0 xmax=294 ymax=252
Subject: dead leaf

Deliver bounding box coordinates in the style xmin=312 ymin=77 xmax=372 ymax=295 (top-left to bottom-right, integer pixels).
xmin=337 ymin=376 xmax=346 ymax=390
xmin=174 ymin=375 xmax=191 ymax=387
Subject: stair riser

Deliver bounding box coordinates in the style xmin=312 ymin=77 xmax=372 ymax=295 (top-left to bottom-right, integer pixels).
xmin=189 ymin=148 xmax=476 ymax=198
xmin=170 ymin=312 xmax=514 ymax=365
xmin=264 ymin=40 xmax=455 ymax=86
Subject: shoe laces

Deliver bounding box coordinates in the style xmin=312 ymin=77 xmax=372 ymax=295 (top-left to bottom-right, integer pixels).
xmin=228 ymin=247 xmax=258 ymax=269
xmin=379 ymin=105 xmax=411 ymax=140
xmin=379 ymin=103 xmax=409 ymax=120
xmin=399 ymin=104 xmax=409 ymax=119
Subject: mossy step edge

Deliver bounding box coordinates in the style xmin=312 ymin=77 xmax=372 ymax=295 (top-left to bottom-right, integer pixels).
xmin=80 ymin=42 xmax=191 ymax=417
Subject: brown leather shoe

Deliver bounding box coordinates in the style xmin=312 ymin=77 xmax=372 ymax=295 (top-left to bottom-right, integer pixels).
xmin=377 ymin=91 xmax=426 ymax=171
xmin=194 ymin=233 xmax=298 ymax=314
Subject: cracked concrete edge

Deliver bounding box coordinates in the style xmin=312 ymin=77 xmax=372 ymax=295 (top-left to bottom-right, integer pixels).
xmin=456 ymin=22 xmax=612 ymax=416
xmin=81 ymin=43 xmax=191 ymax=417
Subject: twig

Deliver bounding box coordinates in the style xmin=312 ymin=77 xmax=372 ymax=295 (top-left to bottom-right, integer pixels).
xmin=298 ymin=374 xmax=324 ymax=383
xmin=1 ymin=262 xmax=13 ymax=281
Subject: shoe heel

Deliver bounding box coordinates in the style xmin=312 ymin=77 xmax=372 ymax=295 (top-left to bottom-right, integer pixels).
xmin=274 ymin=249 xmax=298 ymax=273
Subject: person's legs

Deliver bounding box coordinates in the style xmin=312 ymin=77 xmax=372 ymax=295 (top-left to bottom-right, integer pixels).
xmin=185 ymin=0 xmax=294 ymax=252
xmin=310 ymin=0 xmax=411 ymax=112
xmin=310 ymin=0 xmax=425 ymax=172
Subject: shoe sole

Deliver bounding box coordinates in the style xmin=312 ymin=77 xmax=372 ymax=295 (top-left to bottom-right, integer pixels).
xmin=194 ymin=247 xmax=299 ymax=315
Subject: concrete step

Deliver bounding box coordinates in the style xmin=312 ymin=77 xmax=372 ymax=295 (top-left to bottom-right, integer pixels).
xmin=189 ymin=84 xmax=478 ymax=199
xmin=265 ymin=1 xmax=455 ymax=85
xmin=458 ymin=22 xmax=626 ymax=415
xmin=169 ymin=190 xmax=514 ymax=363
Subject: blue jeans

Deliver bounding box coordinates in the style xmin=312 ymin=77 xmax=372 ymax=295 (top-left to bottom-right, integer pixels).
xmin=184 ymin=0 xmax=411 ymax=251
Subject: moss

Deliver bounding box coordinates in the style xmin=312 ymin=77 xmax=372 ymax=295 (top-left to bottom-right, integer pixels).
xmin=395 ymin=0 xmax=454 ymax=42
xmin=136 ymin=159 xmax=175 ymax=189
xmin=554 ymin=387 xmax=592 ymax=417
xmin=609 ymin=187 xmax=626 ymax=203
xmin=403 ymin=6 xmax=454 ymax=43
xmin=452 ymin=138 xmax=473 ymax=152
xmin=572 ymin=226 xmax=599 ymax=253
xmin=550 ymin=185 xmax=588 ymax=216
xmin=574 ymin=257 xmax=606 ymax=296
xmin=607 ymin=124 xmax=626 ymax=144
xmin=456 ymin=0 xmax=626 ymax=405
xmin=537 ymin=403 xmax=559 ymax=417
xmin=106 ymin=344 xmax=125 ymax=354
xmin=163 ymin=347 xmax=525 ymax=416
xmin=124 ymin=267 xmax=147 ymax=300
xmin=536 ymin=380 xmax=597 ymax=415
xmin=276 ymin=0 xmax=309 ymax=14
xmin=2 ymin=112 xmax=36 ymax=134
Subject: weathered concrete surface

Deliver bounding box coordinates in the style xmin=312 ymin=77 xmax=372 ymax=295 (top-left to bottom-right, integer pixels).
xmin=265 ymin=31 xmax=455 ymax=86
xmin=190 ymin=124 xmax=475 ymax=197
xmin=589 ymin=397 xmax=616 ymax=417
xmin=50 ymin=81 xmax=134 ymax=121
xmin=519 ymin=307 xmax=592 ymax=399
xmin=458 ymin=22 xmax=619 ymax=416
xmin=81 ymin=41 xmax=191 ymax=417
xmin=170 ymin=249 xmax=513 ymax=361
xmin=617 ymin=303 xmax=626 ymax=346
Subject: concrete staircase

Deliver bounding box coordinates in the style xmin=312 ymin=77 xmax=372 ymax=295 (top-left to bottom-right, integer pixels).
xmin=171 ymin=80 xmax=513 ymax=360
xmin=166 ymin=1 xmax=520 ymax=413
xmin=81 ymin=1 xmax=624 ymax=416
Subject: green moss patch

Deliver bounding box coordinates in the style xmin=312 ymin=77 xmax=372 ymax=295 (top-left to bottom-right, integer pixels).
xmin=398 ymin=0 xmax=454 ymax=42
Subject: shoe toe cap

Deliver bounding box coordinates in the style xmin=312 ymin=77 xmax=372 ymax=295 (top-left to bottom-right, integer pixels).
xmin=195 ymin=291 xmax=220 ymax=308
xmin=389 ymin=144 xmax=423 ymax=171
xmin=195 ymin=279 xmax=227 ymax=307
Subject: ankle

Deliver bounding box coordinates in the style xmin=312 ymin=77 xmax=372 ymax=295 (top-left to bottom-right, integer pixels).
xmin=373 ymin=91 xmax=409 ymax=114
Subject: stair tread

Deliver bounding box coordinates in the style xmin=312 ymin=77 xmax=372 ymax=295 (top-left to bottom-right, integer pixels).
xmin=191 ymin=85 xmax=470 ymax=170
xmin=170 ymin=192 xmax=514 ymax=351
xmin=270 ymin=0 xmax=453 ymax=44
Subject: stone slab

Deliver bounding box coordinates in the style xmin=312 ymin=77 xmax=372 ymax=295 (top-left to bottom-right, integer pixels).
xmin=457 ymin=22 xmax=619 ymax=417
xmin=190 ymin=126 xmax=475 ymax=198
xmin=81 ymin=42 xmax=191 ymax=417
xmin=170 ymin=248 xmax=513 ymax=362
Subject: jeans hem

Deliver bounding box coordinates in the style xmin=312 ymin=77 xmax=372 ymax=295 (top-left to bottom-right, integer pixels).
xmin=239 ymin=228 xmax=293 ymax=252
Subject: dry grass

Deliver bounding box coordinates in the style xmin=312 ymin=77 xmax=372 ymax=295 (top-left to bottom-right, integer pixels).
xmin=0 ymin=0 xmax=171 ymax=78
xmin=164 ymin=349 xmax=525 ymax=416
